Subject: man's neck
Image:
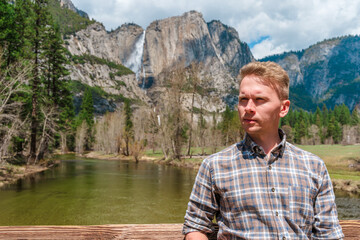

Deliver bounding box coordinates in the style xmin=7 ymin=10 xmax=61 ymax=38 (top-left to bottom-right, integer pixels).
xmin=249 ymin=131 xmax=281 ymax=155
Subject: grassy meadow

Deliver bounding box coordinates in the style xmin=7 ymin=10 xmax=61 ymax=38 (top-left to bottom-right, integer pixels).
xmin=298 ymin=145 xmax=360 ymax=181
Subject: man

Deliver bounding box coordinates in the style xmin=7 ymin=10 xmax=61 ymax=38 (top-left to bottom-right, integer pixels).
xmin=183 ymin=61 xmax=344 ymax=239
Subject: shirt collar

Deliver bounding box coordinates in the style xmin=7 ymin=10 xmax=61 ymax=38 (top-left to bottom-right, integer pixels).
xmin=242 ymin=129 xmax=287 ymax=157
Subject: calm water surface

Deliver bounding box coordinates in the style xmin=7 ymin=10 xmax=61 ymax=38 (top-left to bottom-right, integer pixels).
xmin=0 ymin=154 xmax=358 ymax=225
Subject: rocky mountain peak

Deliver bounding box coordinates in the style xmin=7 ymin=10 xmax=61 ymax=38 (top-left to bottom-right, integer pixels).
xmin=207 ymin=20 xmax=254 ymax=77
xmin=59 ymin=0 xmax=76 ymax=11
xmin=142 ymin=10 xmax=252 ymax=92
xmin=58 ymin=0 xmax=89 ymax=18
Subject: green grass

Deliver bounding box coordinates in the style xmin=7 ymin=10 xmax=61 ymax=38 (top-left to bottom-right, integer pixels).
xmin=144 ymin=149 xmax=164 ymax=158
xmin=71 ymin=54 xmax=134 ymax=77
xmin=297 ymin=145 xmax=360 ymax=161
xmin=297 ymin=144 xmax=360 ymax=180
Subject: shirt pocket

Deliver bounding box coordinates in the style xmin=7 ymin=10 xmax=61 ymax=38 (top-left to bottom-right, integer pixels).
xmin=288 ymin=186 xmax=317 ymax=227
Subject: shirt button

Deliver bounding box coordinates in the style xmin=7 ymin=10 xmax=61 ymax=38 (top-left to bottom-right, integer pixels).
xmin=275 ymin=212 xmax=279 ymax=216
xmin=271 ymin=187 xmax=275 ymax=192
xmin=269 ymin=165 xmax=272 ymax=170
xmin=282 ymin=237 xmax=286 ymax=240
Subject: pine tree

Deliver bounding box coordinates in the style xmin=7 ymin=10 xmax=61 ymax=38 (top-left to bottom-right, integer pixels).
xmin=29 ymin=0 xmax=51 ymax=163
xmin=339 ymin=104 xmax=351 ymax=125
xmin=333 ymin=119 xmax=342 ymax=144
xmin=0 ymin=0 xmax=15 ymax=67
xmin=78 ymin=87 xmax=94 ymax=127
xmin=326 ymin=114 xmax=338 ymax=143
xmin=315 ymin=107 xmax=322 ymax=128
xmin=76 ymin=87 xmax=94 ymax=150
xmin=322 ymin=104 xmax=329 ymax=127
xmin=350 ymin=108 xmax=360 ymax=126
xmin=0 ymin=0 xmax=34 ymax=66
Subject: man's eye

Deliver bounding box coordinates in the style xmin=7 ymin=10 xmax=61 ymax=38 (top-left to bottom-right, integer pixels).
xmin=256 ymin=98 xmax=265 ymax=101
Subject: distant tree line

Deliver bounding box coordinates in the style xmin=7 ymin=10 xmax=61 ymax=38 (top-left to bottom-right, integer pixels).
xmin=280 ymin=104 xmax=360 ymax=145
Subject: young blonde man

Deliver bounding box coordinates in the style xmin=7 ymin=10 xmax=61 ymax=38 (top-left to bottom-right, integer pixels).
xmin=183 ymin=62 xmax=344 ymax=239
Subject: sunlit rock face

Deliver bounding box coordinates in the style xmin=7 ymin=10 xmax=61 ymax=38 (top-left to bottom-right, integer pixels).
xmin=66 ymin=22 xmax=144 ymax=66
xmin=65 ymin=22 xmax=151 ymax=112
xmin=142 ymin=11 xmax=253 ymax=89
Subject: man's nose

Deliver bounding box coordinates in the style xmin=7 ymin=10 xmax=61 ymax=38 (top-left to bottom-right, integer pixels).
xmin=245 ymin=100 xmax=255 ymax=113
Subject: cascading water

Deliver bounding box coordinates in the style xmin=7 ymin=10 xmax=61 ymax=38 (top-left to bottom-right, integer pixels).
xmin=124 ymin=31 xmax=146 ymax=86
xmin=142 ymin=67 xmax=146 ymax=89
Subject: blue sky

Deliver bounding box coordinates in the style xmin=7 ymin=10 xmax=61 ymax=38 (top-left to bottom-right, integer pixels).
xmin=71 ymin=0 xmax=360 ymax=59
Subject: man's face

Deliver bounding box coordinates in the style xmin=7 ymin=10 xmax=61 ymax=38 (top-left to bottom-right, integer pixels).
xmin=237 ymin=75 xmax=290 ymax=139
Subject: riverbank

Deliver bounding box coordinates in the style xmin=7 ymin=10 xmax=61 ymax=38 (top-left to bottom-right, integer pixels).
xmin=0 ymin=164 xmax=48 ymax=188
xmin=81 ymin=147 xmax=360 ymax=196
xmin=82 ymin=151 xmax=204 ymax=169
xmin=0 ymin=158 xmax=60 ymax=188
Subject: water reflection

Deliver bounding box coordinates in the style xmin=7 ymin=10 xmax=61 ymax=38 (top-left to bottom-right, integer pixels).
xmin=0 ymin=156 xmax=197 ymax=225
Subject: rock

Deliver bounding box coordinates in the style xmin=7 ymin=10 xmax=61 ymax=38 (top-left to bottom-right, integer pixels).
xmin=207 ymin=20 xmax=254 ymax=77
xmin=142 ymin=11 xmax=252 ymax=101
xmin=66 ymin=22 xmax=144 ymax=65
xmin=59 ymin=0 xmax=89 ymax=19
xmin=65 ymin=11 xmax=254 ymax=112
xmin=262 ymin=36 xmax=360 ymax=111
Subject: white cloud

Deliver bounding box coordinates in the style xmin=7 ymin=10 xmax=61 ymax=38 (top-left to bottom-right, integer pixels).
xmin=71 ymin=0 xmax=360 ymax=59
xmin=251 ymin=39 xmax=288 ymax=59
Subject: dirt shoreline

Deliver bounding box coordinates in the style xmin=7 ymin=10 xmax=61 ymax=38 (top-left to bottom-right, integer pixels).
xmin=0 ymin=164 xmax=49 ymax=188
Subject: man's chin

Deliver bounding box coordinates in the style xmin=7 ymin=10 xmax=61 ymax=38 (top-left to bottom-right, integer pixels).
xmin=242 ymin=124 xmax=259 ymax=132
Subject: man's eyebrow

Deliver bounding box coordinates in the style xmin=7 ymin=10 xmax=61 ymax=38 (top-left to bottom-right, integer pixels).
xmin=239 ymin=93 xmax=267 ymax=97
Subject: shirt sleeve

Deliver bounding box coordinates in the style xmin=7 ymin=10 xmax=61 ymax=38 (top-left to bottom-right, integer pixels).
xmin=182 ymin=158 xmax=219 ymax=236
xmin=312 ymin=164 xmax=344 ymax=239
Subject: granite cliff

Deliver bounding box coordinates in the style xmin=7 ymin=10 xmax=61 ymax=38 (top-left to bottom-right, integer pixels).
xmin=141 ymin=11 xmax=253 ymax=92
xmin=65 ymin=10 xmax=254 ymax=112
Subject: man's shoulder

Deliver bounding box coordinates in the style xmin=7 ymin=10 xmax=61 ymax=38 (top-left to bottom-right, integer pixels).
xmin=202 ymin=143 xmax=242 ymax=165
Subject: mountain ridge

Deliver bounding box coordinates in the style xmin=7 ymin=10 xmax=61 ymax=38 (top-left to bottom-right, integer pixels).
xmin=261 ymin=35 xmax=360 ymax=111
xmin=55 ymin=0 xmax=360 ymax=112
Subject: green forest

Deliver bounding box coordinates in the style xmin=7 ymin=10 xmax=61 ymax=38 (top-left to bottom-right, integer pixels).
xmin=0 ymin=0 xmax=360 ymax=171
xmin=0 ymin=0 xmax=75 ymax=165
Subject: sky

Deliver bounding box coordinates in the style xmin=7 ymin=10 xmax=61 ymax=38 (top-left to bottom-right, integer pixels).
xmin=71 ymin=0 xmax=360 ymax=59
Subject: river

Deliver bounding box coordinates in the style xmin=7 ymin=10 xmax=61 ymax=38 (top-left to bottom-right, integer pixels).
xmin=0 ymin=155 xmax=359 ymax=225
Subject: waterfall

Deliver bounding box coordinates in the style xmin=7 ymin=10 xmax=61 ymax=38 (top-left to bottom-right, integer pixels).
xmin=124 ymin=31 xmax=145 ymax=82
xmin=141 ymin=67 xmax=146 ymax=89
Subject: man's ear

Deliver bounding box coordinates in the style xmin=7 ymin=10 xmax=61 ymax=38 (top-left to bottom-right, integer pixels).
xmin=279 ymin=100 xmax=290 ymax=118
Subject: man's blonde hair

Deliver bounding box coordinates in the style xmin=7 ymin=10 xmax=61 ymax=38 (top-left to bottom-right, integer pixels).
xmin=238 ymin=61 xmax=290 ymax=100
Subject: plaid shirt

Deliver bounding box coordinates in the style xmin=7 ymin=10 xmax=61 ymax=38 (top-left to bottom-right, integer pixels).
xmin=183 ymin=130 xmax=344 ymax=239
